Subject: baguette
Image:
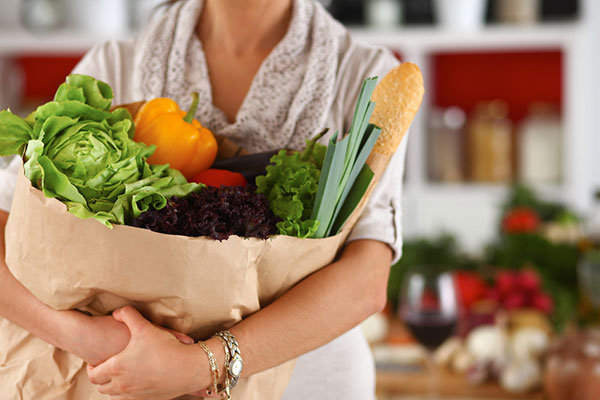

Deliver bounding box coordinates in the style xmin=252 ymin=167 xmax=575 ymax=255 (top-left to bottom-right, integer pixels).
xmin=369 ymin=62 xmax=425 ymax=157
xmin=364 ymin=62 xmax=424 ymax=190
xmin=340 ymin=63 xmax=424 ymax=236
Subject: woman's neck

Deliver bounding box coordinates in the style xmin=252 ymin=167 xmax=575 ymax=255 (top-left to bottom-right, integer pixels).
xmin=198 ymin=0 xmax=293 ymax=56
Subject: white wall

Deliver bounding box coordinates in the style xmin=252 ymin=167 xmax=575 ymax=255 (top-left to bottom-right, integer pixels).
xmin=588 ymin=1 xmax=600 ymax=195
xmin=0 ymin=0 xmax=21 ymax=29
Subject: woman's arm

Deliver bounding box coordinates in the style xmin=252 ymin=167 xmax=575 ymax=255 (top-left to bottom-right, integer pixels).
xmin=87 ymin=239 xmax=392 ymax=398
xmin=0 ymin=210 xmax=132 ymax=366
xmin=233 ymin=239 xmax=391 ymax=374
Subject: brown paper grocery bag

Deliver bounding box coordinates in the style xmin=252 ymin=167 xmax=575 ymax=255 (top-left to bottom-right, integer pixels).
xmin=0 ymin=167 xmax=348 ymax=400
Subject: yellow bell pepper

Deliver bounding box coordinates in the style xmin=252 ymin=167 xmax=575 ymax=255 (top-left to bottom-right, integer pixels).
xmin=134 ymin=93 xmax=218 ymax=180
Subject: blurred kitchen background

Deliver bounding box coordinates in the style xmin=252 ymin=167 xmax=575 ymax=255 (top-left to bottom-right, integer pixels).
xmin=2 ymin=0 xmax=600 ymax=399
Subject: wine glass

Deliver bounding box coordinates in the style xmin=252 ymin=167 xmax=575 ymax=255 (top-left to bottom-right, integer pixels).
xmin=399 ymin=265 xmax=459 ymax=399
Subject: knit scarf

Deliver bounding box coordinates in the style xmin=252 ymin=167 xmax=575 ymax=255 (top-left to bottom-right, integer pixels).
xmin=133 ymin=0 xmax=345 ymax=153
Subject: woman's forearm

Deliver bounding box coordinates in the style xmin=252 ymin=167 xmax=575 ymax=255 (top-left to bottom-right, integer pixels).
xmin=229 ymin=239 xmax=392 ymax=377
xmin=0 ymin=210 xmax=73 ymax=349
xmin=0 ymin=210 xmax=130 ymax=365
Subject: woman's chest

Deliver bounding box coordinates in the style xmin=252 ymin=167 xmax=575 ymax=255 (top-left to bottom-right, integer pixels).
xmin=203 ymin=48 xmax=270 ymax=123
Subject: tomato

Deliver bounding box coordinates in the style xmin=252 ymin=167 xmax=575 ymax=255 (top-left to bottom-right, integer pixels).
xmin=192 ymin=169 xmax=247 ymax=187
xmin=502 ymin=207 xmax=540 ymax=234
xmin=454 ymin=271 xmax=487 ymax=310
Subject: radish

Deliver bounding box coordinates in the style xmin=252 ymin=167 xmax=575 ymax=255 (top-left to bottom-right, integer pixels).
xmin=531 ymin=293 xmax=554 ymax=314
xmin=496 ymin=270 xmax=517 ymax=297
xmin=503 ymin=292 xmax=527 ymax=310
xmin=518 ymin=269 xmax=540 ymax=293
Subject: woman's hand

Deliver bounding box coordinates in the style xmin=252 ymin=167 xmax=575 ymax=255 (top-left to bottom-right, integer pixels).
xmin=87 ymin=306 xmax=207 ymax=400
xmin=65 ymin=312 xmax=132 ymax=367
xmin=64 ymin=310 xmax=195 ymax=367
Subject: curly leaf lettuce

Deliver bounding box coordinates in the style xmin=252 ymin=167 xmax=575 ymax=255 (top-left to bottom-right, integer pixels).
xmin=0 ymin=74 xmax=200 ymax=227
xmin=256 ymin=137 xmax=326 ymax=238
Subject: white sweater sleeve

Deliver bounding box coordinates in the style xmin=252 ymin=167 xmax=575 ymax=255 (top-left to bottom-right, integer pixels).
xmin=0 ymin=156 xmax=21 ymax=213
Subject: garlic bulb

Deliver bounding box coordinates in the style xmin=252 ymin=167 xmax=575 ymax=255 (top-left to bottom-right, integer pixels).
xmin=511 ymin=327 xmax=550 ymax=362
xmin=467 ymin=325 xmax=508 ymax=365
xmin=452 ymin=350 xmax=476 ymax=373
xmin=434 ymin=337 xmax=462 ymax=367
xmin=500 ymin=360 xmax=541 ymax=393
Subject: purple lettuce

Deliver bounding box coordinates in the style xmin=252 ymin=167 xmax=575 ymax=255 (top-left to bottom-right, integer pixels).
xmin=132 ymin=186 xmax=280 ymax=240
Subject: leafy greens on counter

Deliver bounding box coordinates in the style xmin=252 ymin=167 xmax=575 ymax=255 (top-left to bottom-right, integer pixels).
xmin=0 ymin=74 xmax=201 ymax=227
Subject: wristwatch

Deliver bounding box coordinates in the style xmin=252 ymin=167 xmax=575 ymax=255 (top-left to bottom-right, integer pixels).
xmin=216 ymin=331 xmax=244 ymax=388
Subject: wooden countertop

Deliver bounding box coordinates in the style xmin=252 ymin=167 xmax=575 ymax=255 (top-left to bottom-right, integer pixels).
xmin=374 ymin=316 xmax=544 ymax=400
xmin=376 ymin=366 xmax=543 ymax=400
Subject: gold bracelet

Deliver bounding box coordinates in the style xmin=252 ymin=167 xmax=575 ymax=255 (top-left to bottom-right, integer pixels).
xmin=215 ymin=334 xmax=231 ymax=395
xmin=198 ymin=342 xmax=220 ymax=395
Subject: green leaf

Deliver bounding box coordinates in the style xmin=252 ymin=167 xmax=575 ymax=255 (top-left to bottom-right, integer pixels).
xmin=330 ymin=164 xmax=374 ymax=235
xmin=256 ymin=147 xmax=322 ymax=238
xmin=310 ymin=132 xmax=338 ymax=222
xmin=0 ymin=110 xmax=35 ymax=156
xmin=312 ymin=134 xmax=349 ymax=238
xmin=339 ymin=78 xmax=378 ymax=199
xmin=328 ymin=124 xmax=381 ymax=236
xmin=310 ymin=77 xmax=379 ymax=238
xmin=37 ymin=155 xmax=87 ymax=204
xmin=62 ymin=74 xmax=113 ymax=110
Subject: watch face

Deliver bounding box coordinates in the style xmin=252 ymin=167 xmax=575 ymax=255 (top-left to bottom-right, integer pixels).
xmin=231 ymin=358 xmax=243 ymax=376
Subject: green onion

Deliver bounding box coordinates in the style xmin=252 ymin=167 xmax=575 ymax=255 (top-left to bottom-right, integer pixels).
xmin=310 ymin=77 xmax=381 ymax=238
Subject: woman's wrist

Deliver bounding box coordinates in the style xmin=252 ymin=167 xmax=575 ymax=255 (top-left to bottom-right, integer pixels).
xmin=186 ymin=336 xmax=227 ymax=394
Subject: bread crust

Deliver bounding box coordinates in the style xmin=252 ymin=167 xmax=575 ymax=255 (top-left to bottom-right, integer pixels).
xmin=369 ymin=62 xmax=425 ymax=157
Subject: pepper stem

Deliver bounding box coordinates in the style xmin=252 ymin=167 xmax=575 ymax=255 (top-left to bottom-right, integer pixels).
xmin=183 ymin=92 xmax=200 ymax=124
xmin=301 ymin=128 xmax=328 ymax=162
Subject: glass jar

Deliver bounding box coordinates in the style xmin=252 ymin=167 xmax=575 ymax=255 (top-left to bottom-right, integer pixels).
xmin=20 ymin=0 xmax=65 ymax=33
xmin=365 ymin=0 xmax=402 ymax=28
xmin=495 ymin=0 xmax=540 ymax=24
xmin=518 ymin=103 xmax=562 ymax=184
xmin=428 ymin=106 xmax=466 ymax=182
xmin=467 ymin=100 xmax=513 ymax=183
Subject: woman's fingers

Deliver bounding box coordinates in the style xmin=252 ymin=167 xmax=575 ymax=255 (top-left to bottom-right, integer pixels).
xmin=86 ymin=364 xmax=111 ymax=385
xmin=112 ymin=306 xmax=149 ymax=336
xmin=97 ymin=381 xmax=120 ymax=396
xmin=88 ymin=357 xmax=119 ymax=386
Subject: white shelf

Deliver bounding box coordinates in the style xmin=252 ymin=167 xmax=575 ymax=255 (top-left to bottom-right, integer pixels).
xmin=0 ymin=22 xmax=584 ymax=56
xmin=349 ymin=22 xmax=583 ymax=53
xmin=0 ymin=28 xmax=134 ymax=55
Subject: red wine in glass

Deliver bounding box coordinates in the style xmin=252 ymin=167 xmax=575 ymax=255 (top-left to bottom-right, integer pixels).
xmin=399 ymin=266 xmax=459 ymax=399
xmin=403 ymin=311 xmax=457 ymax=351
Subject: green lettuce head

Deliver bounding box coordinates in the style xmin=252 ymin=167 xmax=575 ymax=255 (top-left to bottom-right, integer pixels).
xmin=0 ymin=74 xmax=200 ymax=227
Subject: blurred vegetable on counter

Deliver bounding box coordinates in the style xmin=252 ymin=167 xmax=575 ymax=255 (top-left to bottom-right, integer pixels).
xmin=502 ymin=207 xmax=540 ymax=234
xmin=388 ymin=184 xmax=587 ymax=331
xmin=544 ymin=329 xmax=600 ymax=400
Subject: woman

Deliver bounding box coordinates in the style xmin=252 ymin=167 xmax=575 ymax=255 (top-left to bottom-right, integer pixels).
xmin=0 ymin=0 xmax=407 ymax=398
